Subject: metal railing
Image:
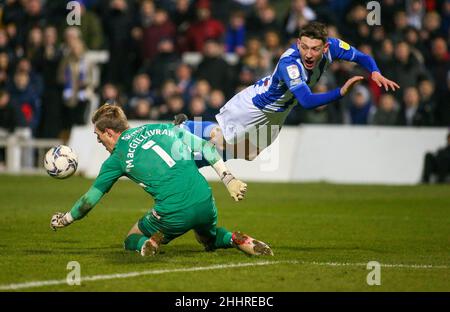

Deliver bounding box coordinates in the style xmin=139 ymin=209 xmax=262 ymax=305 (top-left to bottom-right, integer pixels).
xmin=0 ymin=129 xmax=62 ymax=174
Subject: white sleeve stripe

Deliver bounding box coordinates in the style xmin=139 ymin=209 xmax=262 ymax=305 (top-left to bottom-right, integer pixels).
xmin=280 ymin=48 xmax=295 ymax=59
xmin=295 ymin=59 xmax=308 ymax=81
xmin=327 ymin=50 xmax=332 ymax=62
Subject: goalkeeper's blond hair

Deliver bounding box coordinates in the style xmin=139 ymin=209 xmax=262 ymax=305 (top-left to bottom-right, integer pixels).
xmin=92 ymin=103 xmax=129 ymax=133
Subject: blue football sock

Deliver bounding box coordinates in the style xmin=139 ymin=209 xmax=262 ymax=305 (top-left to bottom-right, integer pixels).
xmin=182 ymin=120 xmax=218 ymax=141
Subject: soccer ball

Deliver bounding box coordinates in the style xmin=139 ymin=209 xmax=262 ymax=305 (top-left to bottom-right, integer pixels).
xmin=44 ymin=145 xmax=78 ymax=179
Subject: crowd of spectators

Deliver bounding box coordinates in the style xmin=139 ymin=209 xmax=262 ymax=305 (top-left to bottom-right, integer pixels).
xmin=0 ymin=0 xmax=449 ymax=147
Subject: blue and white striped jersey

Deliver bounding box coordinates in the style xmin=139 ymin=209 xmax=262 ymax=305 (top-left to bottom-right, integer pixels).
xmin=250 ymin=37 xmax=363 ymax=113
xmin=213 ymin=37 xmax=379 ymax=144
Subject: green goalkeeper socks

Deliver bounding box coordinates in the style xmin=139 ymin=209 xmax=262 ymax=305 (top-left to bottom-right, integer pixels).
xmin=124 ymin=234 xmax=149 ymax=252
xmin=214 ymin=227 xmax=233 ymax=249
xmin=124 ymin=229 xmax=232 ymax=252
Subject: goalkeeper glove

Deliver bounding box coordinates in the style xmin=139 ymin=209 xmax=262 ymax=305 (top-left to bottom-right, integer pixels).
xmin=221 ymin=171 xmax=247 ymax=202
xmin=50 ymin=212 xmax=74 ymax=230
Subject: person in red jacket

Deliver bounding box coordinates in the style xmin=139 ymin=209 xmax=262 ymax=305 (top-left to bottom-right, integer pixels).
xmin=184 ymin=0 xmax=225 ymax=52
xmin=140 ymin=7 xmax=176 ymax=64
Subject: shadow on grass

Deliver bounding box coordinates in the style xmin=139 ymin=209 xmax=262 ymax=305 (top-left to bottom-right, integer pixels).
xmin=101 ymin=243 xmax=257 ymax=266
xmin=103 ymin=245 xmax=207 ymax=264
xmin=22 ymin=243 xmax=263 ymax=266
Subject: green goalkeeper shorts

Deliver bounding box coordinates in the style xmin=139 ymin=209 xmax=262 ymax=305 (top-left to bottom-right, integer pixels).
xmin=138 ymin=195 xmax=219 ymax=244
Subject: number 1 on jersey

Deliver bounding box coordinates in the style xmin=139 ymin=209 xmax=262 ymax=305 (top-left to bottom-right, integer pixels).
xmin=142 ymin=140 xmax=176 ymax=168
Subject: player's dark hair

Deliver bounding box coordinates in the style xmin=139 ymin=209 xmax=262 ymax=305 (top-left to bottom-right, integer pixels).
xmin=92 ymin=103 xmax=129 ymax=133
xmin=299 ymin=22 xmax=328 ymax=43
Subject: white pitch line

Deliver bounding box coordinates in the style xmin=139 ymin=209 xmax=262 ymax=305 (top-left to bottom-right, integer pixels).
xmin=0 ymin=260 xmax=448 ymax=291
xmin=0 ymin=261 xmax=288 ymax=291
xmin=306 ymin=261 xmax=449 ymax=269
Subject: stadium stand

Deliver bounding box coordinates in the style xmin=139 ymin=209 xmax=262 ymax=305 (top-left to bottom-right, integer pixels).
xmin=0 ymin=0 xmax=449 ymax=175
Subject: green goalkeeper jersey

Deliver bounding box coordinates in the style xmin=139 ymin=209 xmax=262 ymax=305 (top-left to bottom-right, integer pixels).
xmin=69 ymin=123 xmax=222 ymax=220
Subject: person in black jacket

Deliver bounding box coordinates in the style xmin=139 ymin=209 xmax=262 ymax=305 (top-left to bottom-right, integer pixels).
xmin=422 ymin=133 xmax=450 ymax=183
xmin=0 ymin=89 xmax=16 ymax=131
xmin=0 ymin=90 xmax=16 ymax=164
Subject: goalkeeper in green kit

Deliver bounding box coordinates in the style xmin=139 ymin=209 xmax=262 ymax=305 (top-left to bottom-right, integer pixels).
xmin=50 ymin=104 xmax=273 ymax=256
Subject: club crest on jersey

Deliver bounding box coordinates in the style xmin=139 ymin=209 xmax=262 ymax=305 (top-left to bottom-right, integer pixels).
xmin=122 ymin=134 xmax=132 ymax=140
xmin=286 ymin=65 xmax=300 ymax=79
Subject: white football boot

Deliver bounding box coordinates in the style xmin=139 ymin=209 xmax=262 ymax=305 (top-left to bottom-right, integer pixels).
xmin=140 ymin=232 xmax=164 ymax=256
xmin=232 ymin=232 xmax=274 ymax=256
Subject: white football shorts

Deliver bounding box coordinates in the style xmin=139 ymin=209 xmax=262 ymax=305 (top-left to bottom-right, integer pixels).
xmin=215 ymin=86 xmax=292 ymax=148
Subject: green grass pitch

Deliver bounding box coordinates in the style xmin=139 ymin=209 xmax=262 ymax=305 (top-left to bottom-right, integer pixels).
xmin=0 ymin=175 xmax=449 ymax=291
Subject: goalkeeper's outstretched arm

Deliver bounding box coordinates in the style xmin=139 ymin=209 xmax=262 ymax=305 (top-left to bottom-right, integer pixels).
xmin=175 ymin=127 xmax=247 ymax=201
xmin=50 ymin=186 xmax=104 ymax=230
